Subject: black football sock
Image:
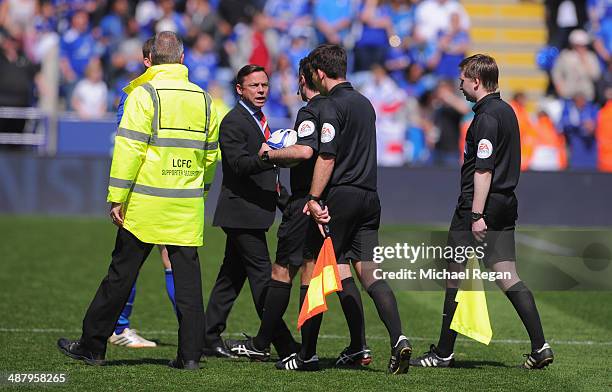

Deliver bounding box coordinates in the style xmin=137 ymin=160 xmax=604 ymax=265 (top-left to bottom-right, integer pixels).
xmin=505 ymin=281 xmax=546 ymax=351
xmin=337 ymin=277 xmax=366 ymax=349
xmin=299 ymin=285 xmax=322 ymax=359
xmin=366 ymin=280 xmax=403 ymax=347
xmin=436 ymin=287 xmax=458 ymax=357
xmin=253 ymin=279 xmax=292 ymax=350
xmin=300 ymin=285 xmax=308 ymax=315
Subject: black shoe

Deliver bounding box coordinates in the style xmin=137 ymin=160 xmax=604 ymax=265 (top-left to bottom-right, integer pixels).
xmin=275 ymin=353 xmax=319 ymax=371
xmin=335 ymin=346 xmax=372 ymax=367
xmin=202 ymin=342 xmax=238 ymax=359
xmin=388 ymin=335 xmax=412 ymax=374
xmin=168 ymin=357 xmax=200 ymax=370
xmin=409 ymin=344 xmax=454 ymax=368
xmin=522 ymin=343 xmax=554 ymax=369
xmin=275 ymin=340 xmax=302 ymax=360
xmin=225 ymin=334 xmax=270 ymax=362
xmin=57 ymin=338 xmax=105 ymax=366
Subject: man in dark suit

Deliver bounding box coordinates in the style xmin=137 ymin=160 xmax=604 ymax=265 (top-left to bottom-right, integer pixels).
xmin=203 ymin=64 xmax=298 ymax=359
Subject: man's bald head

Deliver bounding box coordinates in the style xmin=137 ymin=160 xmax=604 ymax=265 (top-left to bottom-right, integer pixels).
xmin=151 ymin=31 xmax=184 ymax=65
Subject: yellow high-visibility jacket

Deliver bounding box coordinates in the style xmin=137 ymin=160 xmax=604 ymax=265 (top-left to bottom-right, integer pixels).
xmin=107 ymin=63 xmax=220 ymax=246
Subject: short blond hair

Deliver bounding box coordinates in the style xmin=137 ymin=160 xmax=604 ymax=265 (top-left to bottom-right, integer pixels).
xmin=459 ymin=54 xmax=499 ymax=92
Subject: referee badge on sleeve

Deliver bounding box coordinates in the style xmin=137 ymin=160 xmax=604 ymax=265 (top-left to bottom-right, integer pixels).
xmin=321 ymin=123 xmax=336 ymax=143
xmin=477 ymin=139 xmax=493 ymax=159
xmin=298 ymin=120 xmax=315 ymax=138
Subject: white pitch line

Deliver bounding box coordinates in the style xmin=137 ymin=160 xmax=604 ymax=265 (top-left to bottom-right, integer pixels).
xmin=515 ymin=233 xmax=577 ymax=257
xmin=2 ymin=328 xmax=610 ymax=346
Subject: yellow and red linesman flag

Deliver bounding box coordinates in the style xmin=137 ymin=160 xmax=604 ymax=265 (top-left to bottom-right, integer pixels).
xmin=297 ymin=237 xmax=343 ymax=330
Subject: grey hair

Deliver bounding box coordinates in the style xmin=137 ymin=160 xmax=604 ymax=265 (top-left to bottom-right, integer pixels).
xmin=151 ymin=31 xmax=184 ymax=65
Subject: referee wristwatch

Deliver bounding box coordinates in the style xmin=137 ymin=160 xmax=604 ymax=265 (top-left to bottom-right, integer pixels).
xmin=471 ymin=212 xmax=486 ymax=221
xmin=307 ymin=194 xmax=320 ymax=202
xmin=261 ymin=150 xmax=270 ymax=162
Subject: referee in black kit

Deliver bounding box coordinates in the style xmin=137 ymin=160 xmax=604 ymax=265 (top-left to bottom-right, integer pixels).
xmin=411 ymin=54 xmax=554 ymax=369
xmin=303 ymin=44 xmax=412 ymax=375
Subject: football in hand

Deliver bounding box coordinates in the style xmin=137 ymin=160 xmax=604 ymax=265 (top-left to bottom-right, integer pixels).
xmin=267 ymin=129 xmax=298 ymax=150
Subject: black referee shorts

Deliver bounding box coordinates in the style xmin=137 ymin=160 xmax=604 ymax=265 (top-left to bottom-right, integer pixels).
xmin=275 ymin=194 xmax=311 ymax=267
xmin=448 ymin=192 xmax=518 ymax=266
xmin=304 ymin=185 xmax=380 ymax=264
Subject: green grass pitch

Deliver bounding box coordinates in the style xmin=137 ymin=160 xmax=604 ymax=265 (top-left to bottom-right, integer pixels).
xmin=0 ymin=216 xmax=610 ymax=391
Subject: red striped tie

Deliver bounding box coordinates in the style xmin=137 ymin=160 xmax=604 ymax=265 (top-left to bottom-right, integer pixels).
xmin=256 ymin=110 xmax=271 ymax=140
xmin=256 ymin=110 xmax=279 ymax=194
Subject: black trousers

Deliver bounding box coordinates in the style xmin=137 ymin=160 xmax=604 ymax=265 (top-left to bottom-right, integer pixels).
xmin=205 ymin=228 xmax=295 ymax=351
xmin=81 ymin=228 xmax=205 ymax=361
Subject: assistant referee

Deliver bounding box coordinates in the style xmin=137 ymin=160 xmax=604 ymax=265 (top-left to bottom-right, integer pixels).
xmin=304 ymin=44 xmax=412 ymax=375
xmin=411 ymin=54 xmax=554 ymax=370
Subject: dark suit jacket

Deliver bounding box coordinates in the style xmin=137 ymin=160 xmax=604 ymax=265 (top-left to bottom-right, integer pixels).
xmin=213 ymin=102 xmax=285 ymax=229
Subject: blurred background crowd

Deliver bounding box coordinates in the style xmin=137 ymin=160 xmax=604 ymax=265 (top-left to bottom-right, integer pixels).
xmin=0 ymin=0 xmax=610 ymax=171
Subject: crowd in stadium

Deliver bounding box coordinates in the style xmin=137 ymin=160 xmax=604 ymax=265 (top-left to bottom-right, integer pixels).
xmin=0 ymin=0 xmax=610 ymax=170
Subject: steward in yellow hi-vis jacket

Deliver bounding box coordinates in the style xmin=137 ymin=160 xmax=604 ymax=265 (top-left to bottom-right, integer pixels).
xmin=108 ymin=53 xmax=219 ymax=247
xmin=56 ymin=32 xmax=214 ymax=370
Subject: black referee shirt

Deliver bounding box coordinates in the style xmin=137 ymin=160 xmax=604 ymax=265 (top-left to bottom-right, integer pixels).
xmin=460 ymin=92 xmax=521 ymax=197
xmin=290 ymin=94 xmax=325 ymax=194
xmin=318 ymin=82 xmax=378 ymax=191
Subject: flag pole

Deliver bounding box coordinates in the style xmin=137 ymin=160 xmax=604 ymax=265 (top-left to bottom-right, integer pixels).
xmin=318 ymin=199 xmax=331 ymax=238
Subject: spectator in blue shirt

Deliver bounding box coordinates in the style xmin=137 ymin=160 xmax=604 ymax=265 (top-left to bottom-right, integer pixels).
xmin=587 ymin=0 xmax=612 ymax=27
xmin=184 ymin=31 xmax=218 ymax=90
xmin=34 ymin=0 xmax=58 ymax=33
xmin=60 ymin=10 xmax=98 ymax=79
xmin=59 ymin=10 xmax=100 ymax=103
xmin=313 ymin=0 xmax=359 ymax=45
xmin=100 ymin=0 xmax=130 ymax=53
xmin=267 ymin=53 xmax=298 ymax=118
xmin=134 ymin=0 xmax=159 ymax=38
xmin=593 ymin=16 xmax=612 ymax=64
xmin=388 ymin=0 xmax=416 ymax=42
xmin=264 ymin=0 xmax=311 ymax=34
xmin=384 ymin=0 xmax=417 ymax=81
xmin=429 ymin=12 xmax=470 ymax=80
xmin=53 ymin=0 xmax=97 ymax=31
xmin=385 ymin=44 xmax=411 ymax=86
xmin=402 ymin=62 xmax=437 ymax=98
xmin=354 ymin=0 xmax=394 ymax=72
xmin=185 ymin=0 xmax=220 ymax=41
xmin=286 ymin=26 xmax=312 ymax=72
xmin=407 ymin=36 xmax=437 ymax=71
xmin=155 ymin=0 xmax=187 ymax=36
xmin=560 ymin=93 xmax=600 ymax=169
xmin=53 ymin=0 xmax=96 ymax=12
xmin=32 ymin=0 xmax=59 ymax=63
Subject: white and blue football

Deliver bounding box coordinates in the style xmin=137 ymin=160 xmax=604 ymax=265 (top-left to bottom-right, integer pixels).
xmin=267 ymin=129 xmax=298 ymax=150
